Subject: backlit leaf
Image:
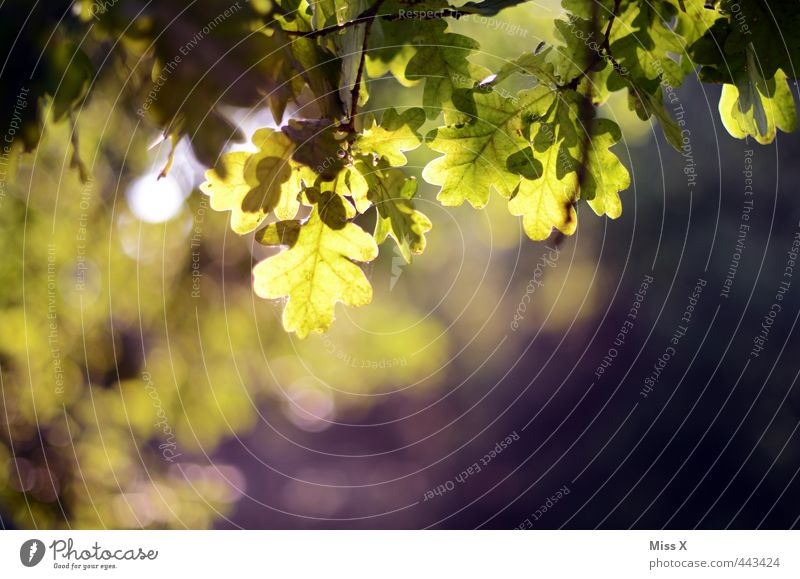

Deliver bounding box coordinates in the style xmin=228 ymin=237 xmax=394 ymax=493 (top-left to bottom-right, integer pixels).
xmin=353 ymin=108 xmax=425 ymax=166
xmin=200 ymin=128 xmax=314 ymax=234
xmin=356 ymin=159 xmax=432 ymax=262
xmin=253 ymin=200 xmax=379 ymax=338
xmin=405 ymin=20 xmax=490 ymax=121
xmin=423 ymin=87 xmax=552 ymax=208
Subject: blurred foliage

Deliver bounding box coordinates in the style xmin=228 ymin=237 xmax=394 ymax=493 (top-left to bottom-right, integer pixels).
xmin=0 ymin=0 xmax=799 ymax=529
xmin=0 ymin=86 xmax=450 ymax=528
xmin=2 ymin=0 xmax=797 ymax=339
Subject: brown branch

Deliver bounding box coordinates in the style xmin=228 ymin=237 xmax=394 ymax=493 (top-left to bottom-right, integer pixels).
xmin=600 ymin=0 xmax=625 ymax=75
xmin=382 ymin=7 xmax=467 ymax=21
xmin=601 ymin=0 xmax=622 ymax=52
xmin=282 ymin=11 xmax=379 ymax=39
xmin=555 ymin=0 xmax=609 ymax=245
xmin=282 ymin=5 xmax=466 ymax=39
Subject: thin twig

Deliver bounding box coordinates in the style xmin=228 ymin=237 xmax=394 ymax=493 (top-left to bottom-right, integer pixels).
xmin=282 ymin=5 xmax=465 ymax=39
xmin=282 ymin=10 xmax=380 ymax=39
xmin=344 ymin=0 xmax=387 ymax=131
xmin=563 ymin=0 xmax=622 ymax=90
xmin=601 ymin=0 xmax=622 ymax=52
xmin=600 ymin=0 xmax=624 ymax=74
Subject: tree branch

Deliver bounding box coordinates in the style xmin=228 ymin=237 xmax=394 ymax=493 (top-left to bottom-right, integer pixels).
xmin=282 ymin=5 xmax=466 ymax=39
xmin=554 ymin=0 xmax=612 ymax=245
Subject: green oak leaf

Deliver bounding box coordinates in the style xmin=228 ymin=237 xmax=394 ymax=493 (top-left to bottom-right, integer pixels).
xmin=603 ymin=0 xmax=715 ymax=148
xmin=353 ymin=108 xmax=425 ymax=166
xmin=492 ymin=46 xmax=562 ymax=87
xmin=509 ymin=158 xmax=578 ymax=240
xmin=508 ymin=89 xmax=629 ymax=240
xmin=552 ymin=15 xmax=606 ymax=84
xmin=285 ymin=33 xmax=346 ymax=120
xmin=695 ymin=18 xmax=798 ymax=145
xmin=506 ymin=147 xmax=543 ymax=179
xmin=608 ymin=0 xmax=688 ymax=89
xmin=305 ymin=187 xmax=354 ymax=229
xmin=720 ymin=67 xmax=797 ymax=145
xmin=580 ymin=118 xmax=629 ymax=218
xmin=306 ymin=164 xmax=372 ymax=215
xmin=335 ymin=165 xmax=373 ymax=214
xmin=310 ymin=0 xmax=338 ymax=31
xmin=253 ymin=203 xmax=379 ymax=338
xmin=561 ymin=0 xmax=617 ymax=19
xmin=619 ymin=75 xmax=683 ymax=149
xmin=201 ymin=152 xmax=253 ymax=233
xmin=667 ymin=0 xmax=720 ymax=70
xmin=200 ymin=128 xmax=313 ymax=234
xmin=692 ymin=0 xmax=800 ymax=85
xmin=273 ymin=0 xmax=305 ymax=24
xmin=366 ymin=20 xmax=422 ymax=87
xmin=255 ymin=219 xmax=303 ymax=247
xmin=405 ymin=20 xmax=490 ymax=121
xmin=356 ymin=159 xmax=432 ymax=262
xmin=282 ymin=119 xmax=349 ymax=180
xmin=598 ymin=0 xmax=718 ymax=135
xmin=423 ymin=86 xmax=553 ymax=208
xmin=459 ymin=0 xmax=532 ymax=16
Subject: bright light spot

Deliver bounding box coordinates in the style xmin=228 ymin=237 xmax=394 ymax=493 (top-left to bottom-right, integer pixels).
xmin=219 ymin=104 xmax=277 ymax=153
xmin=282 ymin=378 xmax=335 ymax=432
xmin=147 ymin=133 xmax=167 ymax=150
xmin=126 ymin=173 xmax=186 ymax=223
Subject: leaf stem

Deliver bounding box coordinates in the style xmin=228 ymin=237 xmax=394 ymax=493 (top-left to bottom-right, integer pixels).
xmin=343 ymin=0 xmax=386 ymax=132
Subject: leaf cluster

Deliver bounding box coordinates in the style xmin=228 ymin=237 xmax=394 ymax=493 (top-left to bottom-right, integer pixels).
xmin=6 ymin=0 xmax=799 ymax=335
